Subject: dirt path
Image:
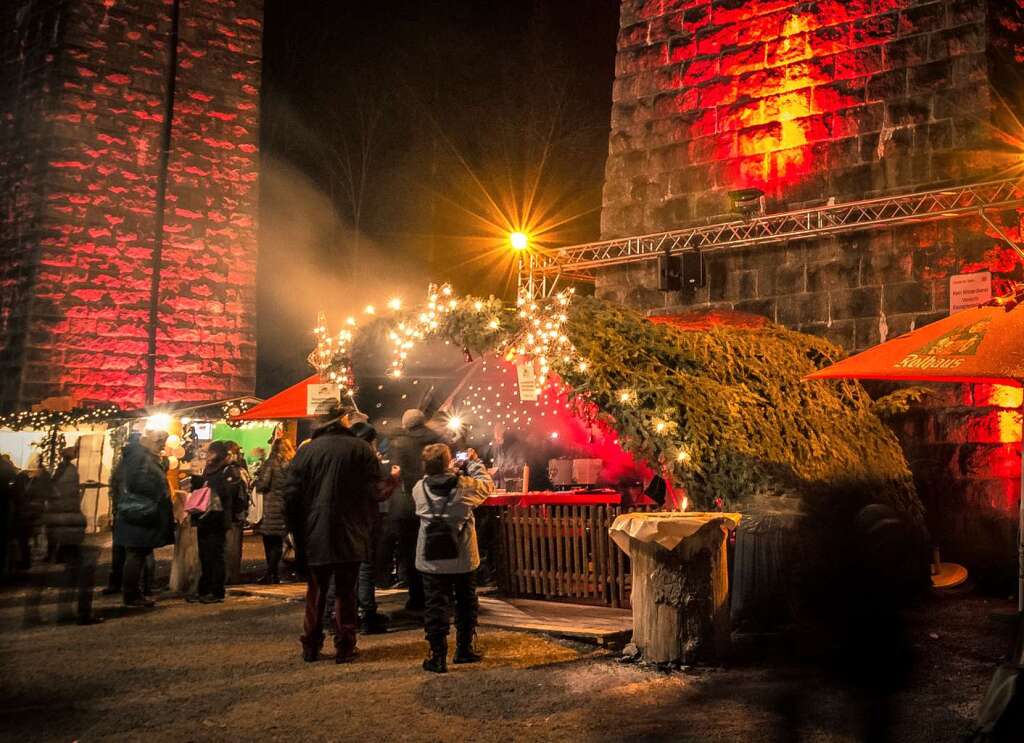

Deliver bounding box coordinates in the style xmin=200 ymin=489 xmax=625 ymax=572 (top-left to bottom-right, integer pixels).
xmin=0 ymin=546 xmax=1015 ymax=742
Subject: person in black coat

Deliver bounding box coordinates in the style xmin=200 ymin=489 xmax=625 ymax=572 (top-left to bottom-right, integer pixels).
xmin=381 ymin=409 xmax=442 ymax=611
xmin=112 ymin=431 xmax=174 ymax=608
xmin=189 ymin=440 xmax=246 ymax=604
xmin=254 ymin=437 xmax=294 ymax=584
xmin=284 ymin=404 xmax=390 ymax=663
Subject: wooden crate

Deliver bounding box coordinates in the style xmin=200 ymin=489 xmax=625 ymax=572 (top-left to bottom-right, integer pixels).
xmin=498 ymin=503 xmax=655 ymax=608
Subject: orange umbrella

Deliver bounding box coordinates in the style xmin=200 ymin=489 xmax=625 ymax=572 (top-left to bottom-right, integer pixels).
xmin=805 ymin=291 xmax=1024 ymax=386
xmin=806 ymin=289 xmax=1024 ymax=612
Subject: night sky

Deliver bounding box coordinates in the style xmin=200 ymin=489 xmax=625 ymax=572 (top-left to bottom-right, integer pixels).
xmin=256 ymin=0 xmax=621 ymax=395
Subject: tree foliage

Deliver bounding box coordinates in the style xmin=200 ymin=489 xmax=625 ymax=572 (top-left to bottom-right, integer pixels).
xmin=556 ymin=298 xmax=922 ymax=525
xmin=354 ymin=293 xmax=923 ymax=525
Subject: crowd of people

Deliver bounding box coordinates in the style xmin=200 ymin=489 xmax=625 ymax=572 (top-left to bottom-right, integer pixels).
xmin=0 ymin=403 xmax=496 ymax=672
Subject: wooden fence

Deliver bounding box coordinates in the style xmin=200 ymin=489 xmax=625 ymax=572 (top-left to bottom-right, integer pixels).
xmin=497 ymin=503 xmax=655 ymax=608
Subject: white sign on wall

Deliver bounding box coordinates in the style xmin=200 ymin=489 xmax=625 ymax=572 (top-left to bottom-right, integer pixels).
xmin=949 ymin=271 xmax=992 ymax=314
xmin=516 ymin=362 xmax=540 ymax=402
xmin=306 ymin=383 xmax=340 ymax=415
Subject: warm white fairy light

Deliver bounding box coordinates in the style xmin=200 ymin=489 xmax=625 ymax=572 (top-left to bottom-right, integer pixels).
xmin=388 ymin=297 xmax=402 ymax=311
xmin=308 ymin=310 xmax=356 ymax=394
xmin=504 ymin=287 xmax=578 ymax=385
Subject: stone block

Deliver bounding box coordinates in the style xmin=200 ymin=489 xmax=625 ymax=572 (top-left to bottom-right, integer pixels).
xmin=909 ymin=59 xmax=952 ymax=91
xmin=883 ymin=34 xmax=929 ymax=68
xmin=733 ymin=298 xmax=776 ymax=321
xmin=807 ymin=259 xmax=855 ymax=292
xmin=854 ymin=316 xmax=883 ymax=348
xmin=898 ymin=2 xmax=946 ymax=36
xmin=764 ymin=262 xmax=806 ymax=296
xmin=970 ymin=384 xmax=1024 ymax=410
xmin=951 ymin=52 xmax=987 ymax=85
xmin=957 ymin=444 xmax=1021 ymax=480
xmin=865 ymin=69 xmax=907 ymax=101
xmin=777 ymin=292 xmax=829 ymax=326
xmin=940 ymin=409 xmax=1022 ymax=445
xmin=800 ymin=319 xmax=856 ymax=348
xmin=883 ymin=281 xmax=932 ymax=314
xmin=829 ymin=286 xmax=881 ymax=319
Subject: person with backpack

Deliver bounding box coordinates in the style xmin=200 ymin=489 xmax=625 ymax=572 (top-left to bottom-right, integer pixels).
xmin=413 ymin=443 xmax=493 ymax=674
xmin=188 ymin=440 xmax=246 ymax=604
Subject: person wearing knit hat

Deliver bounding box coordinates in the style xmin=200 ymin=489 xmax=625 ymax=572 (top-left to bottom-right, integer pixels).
xmin=382 ymin=408 xmax=442 ymax=612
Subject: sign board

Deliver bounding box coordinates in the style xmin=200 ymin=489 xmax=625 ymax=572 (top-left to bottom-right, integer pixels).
xmin=306 ymin=383 xmax=340 ymax=416
xmin=949 ymin=271 xmax=992 ymax=314
xmin=192 ymin=422 xmax=214 ymax=440
xmin=516 ymin=362 xmax=540 ymax=402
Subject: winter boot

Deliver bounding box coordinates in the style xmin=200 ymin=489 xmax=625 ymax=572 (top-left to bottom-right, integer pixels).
xmin=422 ymin=636 xmax=448 ymax=674
xmin=301 ymin=636 xmax=322 ymax=663
xmin=453 ymin=630 xmax=483 ymax=664
xmin=335 ymin=626 xmax=359 ymax=664
xmin=360 ymin=611 xmax=390 ymax=635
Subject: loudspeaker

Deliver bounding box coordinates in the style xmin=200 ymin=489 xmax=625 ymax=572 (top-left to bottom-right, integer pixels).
xmin=681 ymin=250 xmax=705 ymax=289
xmin=658 ymin=248 xmax=682 ymax=292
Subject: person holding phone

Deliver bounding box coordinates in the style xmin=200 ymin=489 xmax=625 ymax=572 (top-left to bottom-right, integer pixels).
xmin=412 ymin=444 xmax=493 ymax=673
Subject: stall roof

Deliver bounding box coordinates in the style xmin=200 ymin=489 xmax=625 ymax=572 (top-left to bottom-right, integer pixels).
xmin=232 ymin=374 xmax=321 ymax=421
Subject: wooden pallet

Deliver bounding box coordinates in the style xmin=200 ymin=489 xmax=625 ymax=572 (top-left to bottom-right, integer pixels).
xmin=478 ymin=596 xmax=632 ymax=646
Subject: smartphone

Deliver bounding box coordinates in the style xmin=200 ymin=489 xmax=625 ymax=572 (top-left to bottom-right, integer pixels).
xmin=455 ymin=451 xmax=469 ymax=462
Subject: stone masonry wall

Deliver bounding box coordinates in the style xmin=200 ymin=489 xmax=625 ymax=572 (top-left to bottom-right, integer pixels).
xmin=598 ymin=0 xmax=1024 ymax=574
xmin=0 ymin=1 xmax=65 ymax=406
xmin=0 ymin=0 xmax=262 ymax=409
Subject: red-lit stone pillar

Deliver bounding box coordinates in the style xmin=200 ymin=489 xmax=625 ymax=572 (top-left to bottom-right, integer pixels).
xmin=0 ymin=0 xmax=262 ymax=410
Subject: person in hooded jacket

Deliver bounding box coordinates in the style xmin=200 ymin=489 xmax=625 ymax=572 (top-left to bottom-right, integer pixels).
xmin=384 ymin=408 xmax=442 ymax=611
xmin=414 ymin=443 xmax=493 ymax=673
xmin=189 ymin=440 xmax=246 ymax=604
xmin=284 ymin=404 xmax=395 ymax=663
xmin=114 ymin=430 xmax=174 ymax=607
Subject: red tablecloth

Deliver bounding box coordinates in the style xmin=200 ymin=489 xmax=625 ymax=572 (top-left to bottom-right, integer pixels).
xmin=481 ymin=489 xmax=624 ymax=507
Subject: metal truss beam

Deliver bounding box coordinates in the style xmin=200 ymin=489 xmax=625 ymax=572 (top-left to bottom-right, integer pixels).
xmin=531 ymin=177 xmax=1024 ymax=280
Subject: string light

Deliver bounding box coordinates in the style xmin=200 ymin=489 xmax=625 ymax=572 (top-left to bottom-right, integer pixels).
xmin=503 ymin=286 xmax=577 ymax=383
xmin=307 ymin=310 xmax=356 ymax=394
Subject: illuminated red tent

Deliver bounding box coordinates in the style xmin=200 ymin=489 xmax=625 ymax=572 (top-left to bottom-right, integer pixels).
xmin=805 ymin=288 xmax=1024 ymax=611
xmin=232 ymin=374 xmax=323 ymax=421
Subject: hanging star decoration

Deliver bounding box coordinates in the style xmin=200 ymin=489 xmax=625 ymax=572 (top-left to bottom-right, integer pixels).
xmin=504 ymin=287 xmax=578 ymax=381
xmin=307 ymin=311 xmax=356 ymax=395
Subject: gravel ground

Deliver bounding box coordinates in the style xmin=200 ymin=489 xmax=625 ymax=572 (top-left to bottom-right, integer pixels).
xmin=0 ymin=537 xmax=1016 ymax=742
